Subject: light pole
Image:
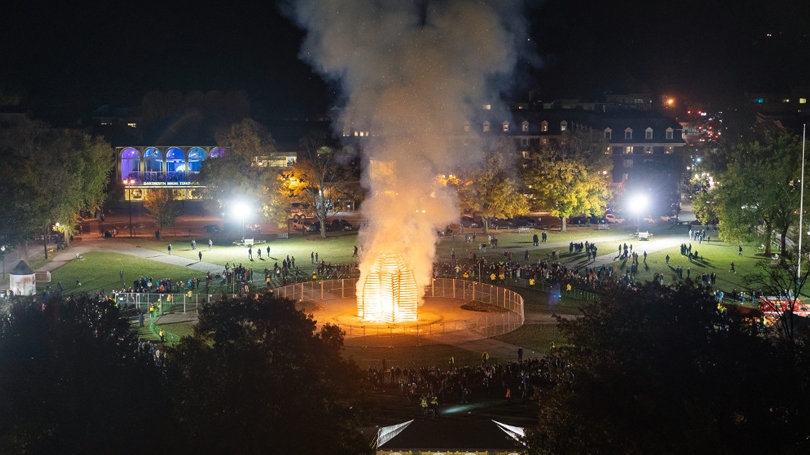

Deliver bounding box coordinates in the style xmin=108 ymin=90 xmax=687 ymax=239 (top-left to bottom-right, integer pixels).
xmin=1 ymin=245 xmax=5 ymax=279
xmin=629 ymin=194 xmax=649 ymax=234
xmin=234 ymin=202 xmax=249 ymax=243
xmin=124 ymin=178 xmax=135 ymax=237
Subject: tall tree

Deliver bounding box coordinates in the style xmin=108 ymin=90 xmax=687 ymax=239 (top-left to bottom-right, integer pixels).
xmin=167 ymin=294 xmax=370 ymax=455
xmin=0 ymin=120 xmax=114 ymax=254
xmin=143 ymin=188 xmax=180 ymax=236
xmin=525 ymin=282 xmax=810 ymax=455
xmin=709 ymin=129 xmax=803 ymax=257
xmin=0 ymin=295 xmax=167 ymax=454
xmin=523 ymin=129 xmax=612 ymax=231
xmin=279 ymin=131 xmax=359 ymax=237
xmin=454 ymin=143 xmax=530 ymax=234
xmin=197 ymin=118 xmax=278 ymax=228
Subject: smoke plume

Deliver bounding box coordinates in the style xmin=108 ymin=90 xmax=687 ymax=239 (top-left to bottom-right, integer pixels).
xmin=286 ymin=0 xmax=529 ymax=302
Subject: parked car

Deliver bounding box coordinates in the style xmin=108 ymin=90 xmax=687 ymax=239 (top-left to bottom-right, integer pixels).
xmin=291 ymin=219 xmax=317 ymax=232
xmin=331 ymin=219 xmax=353 ymax=231
xmin=460 ymin=215 xmax=480 ymax=228
xmin=204 ymin=224 xmax=221 ymax=233
xmin=290 ymin=202 xmax=312 ymax=219
xmin=604 ymin=214 xmax=625 ymax=224
xmin=513 ymin=216 xmax=538 ymax=227
xmin=569 ymin=215 xmax=589 ymax=225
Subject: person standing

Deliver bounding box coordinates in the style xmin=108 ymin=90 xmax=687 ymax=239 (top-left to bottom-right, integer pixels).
xmin=311 ymin=251 xmax=315 ymax=263
xmin=517 ymin=346 xmax=523 ymax=362
xmin=191 ymin=239 xmax=196 ymax=250
xmin=119 ymin=270 xmax=124 ymax=283
xmin=208 ymin=238 xmax=213 ymax=251
xmin=167 ymin=244 xmax=172 ymax=255
xmin=248 ymin=246 xmax=253 ymax=261
xmin=198 ymin=251 xmax=203 ymax=262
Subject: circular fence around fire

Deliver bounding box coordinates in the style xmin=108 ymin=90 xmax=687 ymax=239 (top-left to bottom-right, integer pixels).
xmin=273 ymin=278 xmax=525 ymax=347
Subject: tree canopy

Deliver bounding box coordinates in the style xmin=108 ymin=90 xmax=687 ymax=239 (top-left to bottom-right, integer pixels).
xmin=525 ymin=282 xmax=810 ymax=455
xmin=197 ymin=118 xmax=278 ymax=226
xmin=522 ymin=129 xmax=612 ymax=231
xmin=708 ymin=129 xmax=803 ymax=257
xmin=0 ymin=119 xmax=114 ymax=252
xmin=278 ymin=131 xmax=360 ymax=237
xmin=143 ymin=188 xmax=180 ymax=236
xmin=167 ymin=294 xmax=370 ymax=454
xmin=0 ymin=296 xmax=166 ymax=454
xmin=454 ymin=142 xmax=530 ymax=234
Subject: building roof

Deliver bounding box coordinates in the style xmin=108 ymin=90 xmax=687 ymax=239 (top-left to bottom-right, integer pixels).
xmin=11 ymin=260 xmax=34 ymax=275
xmin=375 ymin=418 xmax=524 ymax=452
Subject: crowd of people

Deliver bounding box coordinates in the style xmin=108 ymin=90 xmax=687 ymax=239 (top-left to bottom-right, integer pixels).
xmin=365 ymin=353 xmax=569 ymax=416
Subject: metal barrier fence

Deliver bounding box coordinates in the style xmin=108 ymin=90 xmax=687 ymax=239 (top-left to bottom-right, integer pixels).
xmin=115 ymin=292 xmax=210 ymax=315
xmin=273 ymin=278 xmax=525 ymax=347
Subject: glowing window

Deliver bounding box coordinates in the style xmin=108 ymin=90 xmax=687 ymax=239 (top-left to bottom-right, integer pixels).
xmin=800 ymin=98 xmax=807 ymax=104
xmin=560 ymin=120 xmax=567 ymax=132
xmin=644 ymin=146 xmax=653 ymax=154
xmin=625 ymin=146 xmax=633 ymax=154
xmin=521 ymin=121 xmax=529 ymax=132
xmin=503 ymin=121 xmax=509 ymax=132
xmin=541 ymin=120 xmax=548 ymax=132
xmin=483 ymin=121 xmax=490 ymax=132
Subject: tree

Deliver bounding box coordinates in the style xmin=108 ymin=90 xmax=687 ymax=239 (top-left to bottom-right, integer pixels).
xmin=0 ymin=295 xmax=167 ymax=454
xmin=709 ymin=129 xmax=803 ymax=258
xmin=0 ymin=120 xmax=114 ymax=255
xmin=279 ymin=131 xmax=359 ymax=238
xmin=454 ymin=143 xmax=530 ymax=234
xmin=167 ymin=294 xmax=370 ymax=455
xmin=525 ymin=282 xmax=810 ymax=455
xmin=523 ymin=129 xmax=612 ymax=232
xmin=144 ymin=188 xmax=180 ymax=236
xmin=197 ymin=118 xmax=279 ymax=228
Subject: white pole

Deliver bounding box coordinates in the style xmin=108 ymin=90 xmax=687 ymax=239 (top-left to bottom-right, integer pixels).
xmin=799 ymin=124 xmax=806 ymax=291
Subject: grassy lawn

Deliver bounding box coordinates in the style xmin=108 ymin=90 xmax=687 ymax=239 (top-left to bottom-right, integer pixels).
xmin=343 ymin=343 xmax=503 ymax=369
xmin=492 ymin=324 xmax=563 ymax=355
xmin=114 ymin=233 xmax=360 ymax=273
xmin=40 ymin=251 xmax=217 ymax=295
xmin=601 ymin=235 xmax=781 ymax=301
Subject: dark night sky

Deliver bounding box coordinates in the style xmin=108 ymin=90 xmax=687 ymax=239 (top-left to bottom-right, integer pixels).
xmin=1 ymin=0 xmax=809 ymax=116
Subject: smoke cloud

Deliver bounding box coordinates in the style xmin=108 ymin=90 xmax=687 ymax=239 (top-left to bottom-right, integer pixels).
xmin=285 ymin=0 xmax=529 ymax=302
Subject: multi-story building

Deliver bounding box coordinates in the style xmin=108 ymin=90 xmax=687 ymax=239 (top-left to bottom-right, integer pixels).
xmin=116 ymin=146 xmax=297 ymax=201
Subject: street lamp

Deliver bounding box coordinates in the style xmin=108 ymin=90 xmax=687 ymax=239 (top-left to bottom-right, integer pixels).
xmin=124 ymin=178 xmax=135 ymax=237
xmin=234 ymin=202 xmax=249 ymax=242
xmin=629 ymin=194 xmax=649 ymax=233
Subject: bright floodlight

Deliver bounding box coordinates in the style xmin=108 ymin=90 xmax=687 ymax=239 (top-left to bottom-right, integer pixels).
xmin=629 ymin=194 xmax=648 ymax=214
xmin=233 ymin=202 xmax=250 ymax=218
